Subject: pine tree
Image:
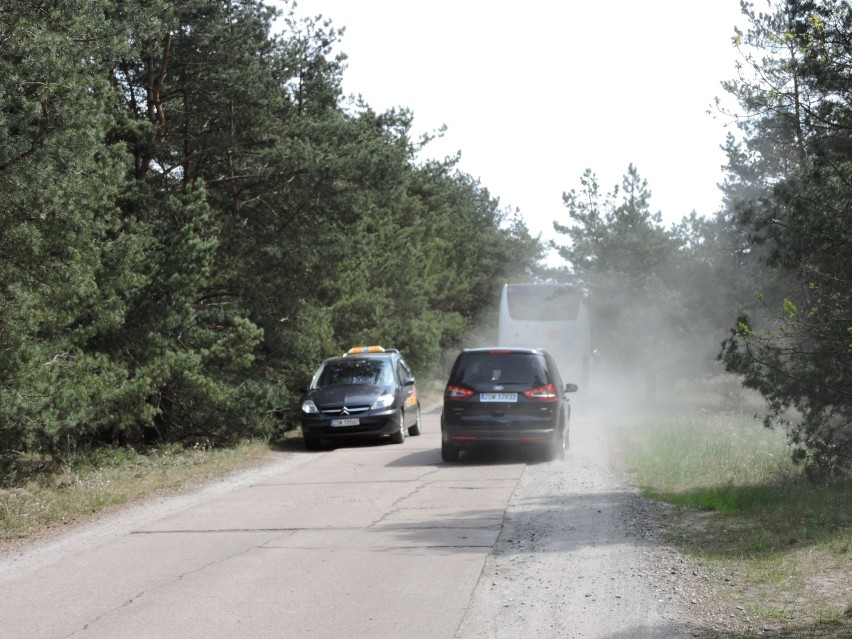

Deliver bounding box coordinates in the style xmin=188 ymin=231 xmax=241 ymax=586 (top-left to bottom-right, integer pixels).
xmin=719 ymin=0 xmax=852 ymax=476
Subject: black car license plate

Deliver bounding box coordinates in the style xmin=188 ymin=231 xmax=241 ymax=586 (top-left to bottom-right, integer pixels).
xmin=480 ymin=393 xmax=518 ymax=402
xmin=330 ymin=418 xmax=360 ymax=427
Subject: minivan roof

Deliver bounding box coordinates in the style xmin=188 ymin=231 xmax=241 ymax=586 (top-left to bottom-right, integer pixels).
xmin=461 ymin=347 xmax=544 ymax=355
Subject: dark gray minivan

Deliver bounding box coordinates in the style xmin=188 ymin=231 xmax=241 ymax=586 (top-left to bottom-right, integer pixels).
xmin=440 ymin=347 xmax=577 ymax=462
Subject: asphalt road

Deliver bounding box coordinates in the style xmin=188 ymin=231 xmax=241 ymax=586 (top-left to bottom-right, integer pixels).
xmin=0 ymin=406 xmax=698 ymax=638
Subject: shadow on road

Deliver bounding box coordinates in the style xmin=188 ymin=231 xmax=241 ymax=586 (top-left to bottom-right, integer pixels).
xmin=375 ymin=485 xmax=653 ymax=556
xmin=385 ymin=445 xmax=540 ymax=468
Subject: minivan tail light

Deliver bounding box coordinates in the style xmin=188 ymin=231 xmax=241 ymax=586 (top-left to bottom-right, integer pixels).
xmin=445 ymin=385 xmax=474 ymax=401
xmin=523 ymin=384 xmax=558 ymax=401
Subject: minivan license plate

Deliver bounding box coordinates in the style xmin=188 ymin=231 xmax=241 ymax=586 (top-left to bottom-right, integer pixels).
xmin=480 ymin=393 xmax=517 ymax=403
xmin=330 ymin=418 xmax=360 ymax=427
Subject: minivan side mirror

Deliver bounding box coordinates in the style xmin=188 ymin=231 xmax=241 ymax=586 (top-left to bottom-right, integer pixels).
xmin=565 ymin=383 xmax=579 ymax=393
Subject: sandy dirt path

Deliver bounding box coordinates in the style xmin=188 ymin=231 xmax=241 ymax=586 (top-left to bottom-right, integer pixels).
xmin=456 ymin=408 xmax=703 ymax=638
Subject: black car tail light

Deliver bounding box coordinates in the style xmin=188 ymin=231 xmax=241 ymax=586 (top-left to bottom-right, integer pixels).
xmin=445 ymin=385 xmax=474 ymax=401
xmin=523 ymin=384 xmax=558 ymax=401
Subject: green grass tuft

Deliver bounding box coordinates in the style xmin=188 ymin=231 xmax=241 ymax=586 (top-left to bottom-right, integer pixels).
xmin=0 ymin=441 xmax=275 ymax=544
xmin=610 ymin=401 xmax=852 ymax=637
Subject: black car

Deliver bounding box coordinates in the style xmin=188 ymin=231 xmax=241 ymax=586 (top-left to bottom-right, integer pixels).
xmin=300 ymin=346 xmax=421 ymax=450
xmin=440 ymin=347 xmax=577 ymax=462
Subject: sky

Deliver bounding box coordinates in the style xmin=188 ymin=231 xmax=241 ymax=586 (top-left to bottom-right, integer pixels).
xmin=274 ymin=0 xmax=747 ymax=250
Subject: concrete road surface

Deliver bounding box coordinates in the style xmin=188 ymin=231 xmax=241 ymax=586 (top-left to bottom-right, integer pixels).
xmin=0 ymin=406 xmax=697 ymax=638
xmin=0 ymin=409 xmax=525 ymax=638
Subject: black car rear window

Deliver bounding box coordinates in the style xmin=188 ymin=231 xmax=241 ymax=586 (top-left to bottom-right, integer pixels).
xmin=449 ymin=352 xmax=550 ymax=387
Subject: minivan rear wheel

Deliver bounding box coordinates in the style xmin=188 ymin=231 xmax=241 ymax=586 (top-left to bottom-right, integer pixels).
xmin=549 ymin=427 xmax=566 ymax=461
xmin=441 ymin=439 xmax=460 ymax=462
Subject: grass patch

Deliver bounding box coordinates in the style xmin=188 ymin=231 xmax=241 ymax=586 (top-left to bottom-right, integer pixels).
xmin=612 ymin=405 xmax=852 ymax=638
xmin=620 ymin=412 xmax=851 ymax=557
xmin=0 ymin=440 xmax=279 ymax=547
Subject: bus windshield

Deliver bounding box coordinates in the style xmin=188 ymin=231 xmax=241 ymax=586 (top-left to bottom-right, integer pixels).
xmin=498 ymin=283 xmax=591 ymax=387
xmin=505 ymin=284 xmax=581 ymax=321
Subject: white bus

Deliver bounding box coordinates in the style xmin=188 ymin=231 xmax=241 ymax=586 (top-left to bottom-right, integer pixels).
xmin=497 ymin=283 xmax=591 ymax=387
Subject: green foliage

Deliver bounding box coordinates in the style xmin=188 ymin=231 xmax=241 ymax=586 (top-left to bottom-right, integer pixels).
xmin=0 ymin=0 xmax=542 ymax=467
xmin=618 ymin=407 xmax=851 ymax=561
xmin=556 ymin=165 xmax=674 ymax=279
xmin=719 ymin=0 xmax=852 ymax=477
xmin=0 ymin=1 xmax=128 ymax=456
xmin=554 ymin=0 xmax=852 ymax=478
xmin=553 ymin=165 xmax=700 ymax=386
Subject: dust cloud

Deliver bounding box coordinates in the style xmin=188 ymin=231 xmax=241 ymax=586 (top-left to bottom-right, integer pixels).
xmin=447 ymin=279 xmax=755 ymax=429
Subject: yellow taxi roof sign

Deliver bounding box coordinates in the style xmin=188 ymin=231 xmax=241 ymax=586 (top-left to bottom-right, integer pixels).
xmin=346 ymin=345 xmax=386 ymax=355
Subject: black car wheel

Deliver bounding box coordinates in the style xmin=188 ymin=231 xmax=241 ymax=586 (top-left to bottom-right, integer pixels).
xmin=441 ymin=439 xmax=459 ymax=462
xmin=408 ymin=404 xmax=422 ymax=436
xmin=303 ymin=432 xmax=321 ymax=451
xmin=549 ymin=421 xmax=566 ymax=461
xmin=390 ymin=410 xmax=406 ymax=444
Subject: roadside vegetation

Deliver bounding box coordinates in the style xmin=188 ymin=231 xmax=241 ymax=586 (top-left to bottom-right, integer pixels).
xmin=613 ymin=382 xmax=852 ymax=639
xmin=554 ymin=0 xmax=851 ymax=480
xmin=1 ymin=0 xmax=542 ymax=472
xmin=0 ymin=440 xmax=283 ymax=548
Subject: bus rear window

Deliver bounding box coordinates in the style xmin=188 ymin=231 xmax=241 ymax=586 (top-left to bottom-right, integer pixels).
xmin=506 ymin=285 xmax=581 ymax=321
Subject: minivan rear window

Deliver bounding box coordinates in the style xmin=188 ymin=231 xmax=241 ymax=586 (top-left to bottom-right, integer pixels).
xmin=450 ymin=352 xmax=550 ymax=387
